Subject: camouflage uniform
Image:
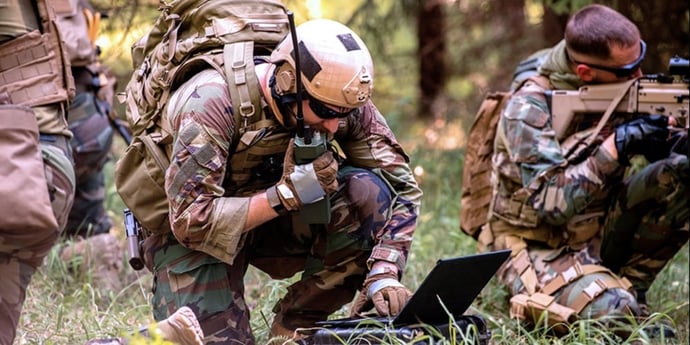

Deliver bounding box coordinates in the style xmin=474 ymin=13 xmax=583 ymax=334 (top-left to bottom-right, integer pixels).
xmin=58 ymin=0 xmax=115 ymax=237
xmin=142 ymin=68 xmax=422 ymax=344
xmin=482 ymin=40 xmax=688 ymax=329
xmin=0 ymin=0 xmax=76 ymax=343
xmin=52 ymin=0 xmax=123 ymax=294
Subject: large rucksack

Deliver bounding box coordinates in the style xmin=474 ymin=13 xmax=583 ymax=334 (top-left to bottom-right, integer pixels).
xmin=459 ymin=75 xmax=550 ymax=240
xmin=114 ymin=0 xmax=289 ymax=234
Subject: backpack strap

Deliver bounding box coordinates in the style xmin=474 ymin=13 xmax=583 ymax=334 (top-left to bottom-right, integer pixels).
xmin=223 ymin=41 xmax=263 ymax=140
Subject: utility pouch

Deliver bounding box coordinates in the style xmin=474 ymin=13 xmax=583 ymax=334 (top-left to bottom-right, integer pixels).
xmin=0 ymin=105 xmax=59 ymax=230
xmin=114 ymin=132 xmax=172 ymax=234
xmin=0 ymin=30 xmax=72 ymax=107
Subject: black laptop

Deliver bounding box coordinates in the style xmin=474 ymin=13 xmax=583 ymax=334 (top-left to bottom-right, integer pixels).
xmin=317 ymin=249 xmax=511 ymax=327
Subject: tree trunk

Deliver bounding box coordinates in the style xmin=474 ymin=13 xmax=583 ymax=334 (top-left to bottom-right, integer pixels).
xmin=542 ymin=3 xmax=569 ymax=47
xmin=417 ymin=0 xmax=447 ymax=119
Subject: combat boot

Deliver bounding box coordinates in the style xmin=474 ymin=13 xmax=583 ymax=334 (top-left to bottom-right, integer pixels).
xmin=153 ymin=306 xmax=205 ymax=345
xmin=84 ymin=306 xmax=204 ymax=345
xmin=60 ymin=232 xmax=124 ymax=292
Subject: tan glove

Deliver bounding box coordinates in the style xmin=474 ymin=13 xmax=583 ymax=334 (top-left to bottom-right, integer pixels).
xmin=269 ymin=138 xmax=338 ymax=212
xmin=350 ymin=268 xmax=413 ymax=317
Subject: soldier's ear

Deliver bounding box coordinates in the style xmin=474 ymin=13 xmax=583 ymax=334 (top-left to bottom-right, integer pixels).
xmin=575 ymin=64 xmax=595 ymax=82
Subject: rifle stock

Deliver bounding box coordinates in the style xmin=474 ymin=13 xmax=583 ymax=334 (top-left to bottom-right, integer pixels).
xmin=547 ymin=76 xmax=689 ymax=139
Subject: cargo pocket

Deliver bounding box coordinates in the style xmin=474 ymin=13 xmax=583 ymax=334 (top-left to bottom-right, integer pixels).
xmin=0 ymin=105 xmax=60 ymax=231
xmin=153 ymin=251 xmax=233 ymax=320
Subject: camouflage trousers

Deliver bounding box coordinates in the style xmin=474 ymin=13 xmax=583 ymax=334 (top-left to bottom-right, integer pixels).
xmin=0 ymin=106 xmax=75 ymax=345
xmin=64 ymin=92 xmax=114 ymax=237
xmin=497 ymin=154 xmax=688 ymax=326
xmin=144 ymin=167 xmax=392 ymax=344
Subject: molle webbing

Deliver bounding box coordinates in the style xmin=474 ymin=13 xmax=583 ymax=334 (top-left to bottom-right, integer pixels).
xmin=0 ymin=30 xmax=72 ymax=106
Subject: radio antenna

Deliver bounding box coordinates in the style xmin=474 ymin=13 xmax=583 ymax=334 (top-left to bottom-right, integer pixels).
xmin=286 ymin=11 xmax=309 ymax=143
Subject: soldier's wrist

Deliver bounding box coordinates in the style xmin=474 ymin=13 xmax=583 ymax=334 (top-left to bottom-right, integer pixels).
xmin=266 ymin=186 xmax=288 ymax=216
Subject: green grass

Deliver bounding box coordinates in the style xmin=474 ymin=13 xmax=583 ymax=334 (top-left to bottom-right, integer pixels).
xmin=14 ymin=121 xmax=689 ymax=344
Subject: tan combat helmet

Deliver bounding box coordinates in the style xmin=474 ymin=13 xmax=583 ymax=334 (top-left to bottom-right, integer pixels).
xmin=268 ymin=19 xmax=374 ymax=123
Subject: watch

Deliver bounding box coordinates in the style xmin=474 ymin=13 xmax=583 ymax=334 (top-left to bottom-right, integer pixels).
xmin=266 ymin=186 xmax=287 ymax=215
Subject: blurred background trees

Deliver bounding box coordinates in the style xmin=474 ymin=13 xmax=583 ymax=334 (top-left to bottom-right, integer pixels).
xmin=88 ymin=0 xmax=689 ymax=132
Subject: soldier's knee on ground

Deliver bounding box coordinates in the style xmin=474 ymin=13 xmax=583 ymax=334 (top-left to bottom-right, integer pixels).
xmin=560 ymin=272 xmax=641 ymax=320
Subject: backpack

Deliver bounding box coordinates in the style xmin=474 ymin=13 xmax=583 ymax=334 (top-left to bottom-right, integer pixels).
xmin=114 ymin=0 xmax=289 ymax=234
xmin=459 ymin=75 xmax=550 ymax=240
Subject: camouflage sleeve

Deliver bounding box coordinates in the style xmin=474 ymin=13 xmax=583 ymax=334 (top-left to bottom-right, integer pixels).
xmin=499 ymin=85 xmax=622 ymax=225
xmin=337 ymin=102 xmax=422 ymax=273
xmin=165 ymin=69 xmax=248 ymax=264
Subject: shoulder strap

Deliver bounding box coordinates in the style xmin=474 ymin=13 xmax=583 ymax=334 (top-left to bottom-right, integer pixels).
xmin=223 ymin=41 xmax=263 ymax=140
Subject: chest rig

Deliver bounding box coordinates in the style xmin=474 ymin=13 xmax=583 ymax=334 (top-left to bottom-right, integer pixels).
xmin=224 ymin=114 xmax=292 ymax=197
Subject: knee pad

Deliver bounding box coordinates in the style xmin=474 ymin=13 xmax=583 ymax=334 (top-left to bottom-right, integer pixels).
xmin=562 ymin=272 xmax=640 ymax=319
xmin=510 ymin=265 xmax=637 ymax=334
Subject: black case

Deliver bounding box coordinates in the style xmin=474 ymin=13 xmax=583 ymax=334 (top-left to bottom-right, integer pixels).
xmin=296 ymin=315 xmax=491 ymax=345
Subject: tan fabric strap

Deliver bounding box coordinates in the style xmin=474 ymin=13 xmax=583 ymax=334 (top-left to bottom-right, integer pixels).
xmin=569 ymin=275 xmax=632 ymax=314
xmin=541 ymin=263 xmax=611 ymax=295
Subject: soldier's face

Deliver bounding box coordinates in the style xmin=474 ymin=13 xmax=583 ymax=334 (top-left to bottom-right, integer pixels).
xmin=570 ymin=40 xmax=645 ymax=84
xmin=301 ymin=99 xmax=342 ymax=134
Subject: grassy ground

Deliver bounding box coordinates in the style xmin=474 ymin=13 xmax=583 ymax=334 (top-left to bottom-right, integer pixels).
xmin=14 ymin=120 xmax=689 ymax=344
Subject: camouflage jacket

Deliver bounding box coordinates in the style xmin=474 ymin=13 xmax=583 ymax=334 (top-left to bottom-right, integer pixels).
xmin=164 ymin=68 xmax=422 ymax=267
xmin=489 ymin=40 xmax=624 ymax=240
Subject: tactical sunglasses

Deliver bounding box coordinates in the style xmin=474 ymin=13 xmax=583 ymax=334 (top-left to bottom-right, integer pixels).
xmin=569 ymin=40 xmax=646 ymax=78
xmin=306 ymin=93 xmax=359 ymax=119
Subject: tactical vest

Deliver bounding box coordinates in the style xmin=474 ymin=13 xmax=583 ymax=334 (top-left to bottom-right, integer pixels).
xmin=0 ymin=0 xmax=74 ymax=107
xmin=487 ymin=78 xmax=606 ymax=249
xmin=174 ymin=67 xmax=294 ymax=198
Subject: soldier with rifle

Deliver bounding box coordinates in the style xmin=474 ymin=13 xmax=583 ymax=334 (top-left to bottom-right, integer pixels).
xmin=475 ymin=3 xmax=688 ymax=337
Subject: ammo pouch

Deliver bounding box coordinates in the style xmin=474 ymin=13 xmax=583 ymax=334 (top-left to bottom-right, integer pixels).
xmin=490 ymin=190 xmax=539 ymax=228
xmin=0 ymin=29 xmax=73 ymax=107
xmin=114 ymin=131 xmax=172 ymax=235
xmin=0 ymin=105 xmax=59 ymax=231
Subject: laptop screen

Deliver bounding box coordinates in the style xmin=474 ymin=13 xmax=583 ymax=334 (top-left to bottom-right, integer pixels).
xmin=315 ymin=249 xmax=511 ymax=328
xmin=392 ymin=249 xmax=510 ymax=325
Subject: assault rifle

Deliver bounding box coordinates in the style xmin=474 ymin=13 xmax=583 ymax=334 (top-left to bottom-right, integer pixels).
xmin=547 ymin=56 xmax=689 ymax=140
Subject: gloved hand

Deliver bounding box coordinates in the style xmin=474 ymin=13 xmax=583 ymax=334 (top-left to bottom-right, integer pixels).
xmin=350 ymin=267 xmax=413 ymax=317
xmin=270 ymin=138 xmax=338 ymax=212
xmin=614 ymin=115 xmax=671 ymax=165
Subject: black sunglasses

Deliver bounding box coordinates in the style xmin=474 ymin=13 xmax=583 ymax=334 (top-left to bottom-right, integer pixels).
xmin=306 ymin=93 xmax=359 ymax=119
xmin=568 ymin=40 xmax=646 ymax=78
